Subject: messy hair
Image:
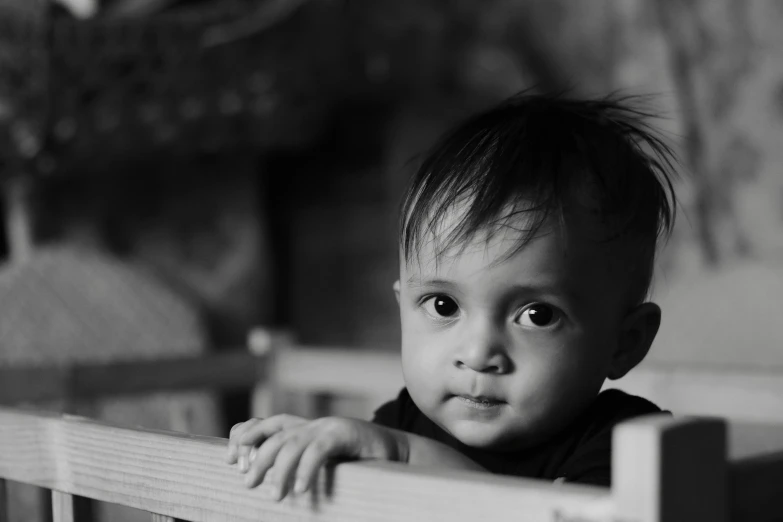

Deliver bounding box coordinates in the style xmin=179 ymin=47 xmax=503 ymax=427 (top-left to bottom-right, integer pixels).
xmin=399 ymin=92 xmax=678 ymax=303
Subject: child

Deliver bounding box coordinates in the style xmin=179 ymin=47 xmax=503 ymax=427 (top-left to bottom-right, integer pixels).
xmin=227 ymin=93 xmax=677 ymax=499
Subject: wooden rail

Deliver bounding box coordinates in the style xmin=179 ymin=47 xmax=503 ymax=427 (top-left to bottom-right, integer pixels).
xmin=0 ymin=345 xmax=403 ymax=406
xmin=3 ymin=343 xmax=783 ymax=428
xmin=606 ymin=363 xmax=783 ymax=422
xmin=0 ymin=407 xmax=611 ymax=522
xmin=1 ymin=329 xmax=783 ymax=521
xmin=1 ymin=408 xmax=782 ymax=521
xmin=0 ymin=351 xmax=263 ymax=404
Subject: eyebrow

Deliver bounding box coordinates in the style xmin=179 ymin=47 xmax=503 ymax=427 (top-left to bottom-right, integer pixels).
xmin=405 ymin=277 xmax=457 ymax=289
xmin=406 ymin=276 xmax=581 ymax=304
xmin=505 ymin=283 xmax=581 ymax=305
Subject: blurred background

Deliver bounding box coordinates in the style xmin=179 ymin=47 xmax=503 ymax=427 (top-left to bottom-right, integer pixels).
xmin=0 ymin=0 xmax=782 ymax=518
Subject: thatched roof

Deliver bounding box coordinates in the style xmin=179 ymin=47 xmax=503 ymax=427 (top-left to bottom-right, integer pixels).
xmin=0 ymin=245 xmax=206 ymax=366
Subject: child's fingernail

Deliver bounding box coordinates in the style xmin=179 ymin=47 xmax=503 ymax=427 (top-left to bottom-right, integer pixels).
xmin=249 ymin=447 xmax=257 ymax=462
xmin=238 ymin=456 xmax=248 ymax=472
xmin=294 ymin=479 xmax=306 ymax=494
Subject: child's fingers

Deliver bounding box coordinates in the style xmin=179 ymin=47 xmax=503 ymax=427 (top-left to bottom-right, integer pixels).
xmin=239 ymin=414 xmax=307 ymax=446
xmin=226 ymin=421 xmax=251 ymax=464
xmin=234 ymin=415 xmax=305 ymax=472
xmin=229 ymin=419 xmax=264 ymax=470
xmin=243 ymin=429 xmax=288 ymax=488
xmin=260 ymin=436 xmax=311 ymax=501
xmin=292 ymin=438 xmax=334 ymax=494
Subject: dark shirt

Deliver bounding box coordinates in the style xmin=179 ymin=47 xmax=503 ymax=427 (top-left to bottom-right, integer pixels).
xmin=371 ymin=387 xmax=667 ymax=487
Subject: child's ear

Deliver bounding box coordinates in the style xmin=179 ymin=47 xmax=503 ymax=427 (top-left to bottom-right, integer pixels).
xmin=607 ymin=302 xmax=661 ymax=380
xmin=392 ymin=280 xmax=401 ymax=304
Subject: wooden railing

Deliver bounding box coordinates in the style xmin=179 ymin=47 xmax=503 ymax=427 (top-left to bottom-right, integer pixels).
xmin=1 ymin=328 xmax=783 ymax=520
xmin=0 ymin=408 xmax=782 ymax=521
xmin=3 ymin=329 xmax=783 ymax=424
xmin=0 ymin=330 xmax=404 ymax=416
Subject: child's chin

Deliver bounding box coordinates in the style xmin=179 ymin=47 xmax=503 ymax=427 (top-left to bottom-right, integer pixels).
xmin=448 ymin=420 xmax=521 ymax=449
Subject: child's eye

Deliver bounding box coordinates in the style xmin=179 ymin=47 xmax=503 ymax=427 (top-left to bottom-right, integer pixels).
xmin=516 ymin=303 xmax=560 ymax=328
xmin=422 ymin=295 xmax=460 ymax=318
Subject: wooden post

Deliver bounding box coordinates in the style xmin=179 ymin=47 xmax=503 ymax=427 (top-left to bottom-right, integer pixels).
xmin=51 ymin=491 xmax=74 ymax=522
xmin=613 ymin=415 xmax=727 ymax=522
xmin=248 ymin=328 xmax=283 ymax=419
xmin=247 ymin=328 xmax=328 ymax=419
xmin=3 ymin=176 xmax=34 ymax=266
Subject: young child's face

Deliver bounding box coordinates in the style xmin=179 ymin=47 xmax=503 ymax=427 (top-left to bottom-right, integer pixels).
xmin=396 ymin=207 xmax=633 ymax=450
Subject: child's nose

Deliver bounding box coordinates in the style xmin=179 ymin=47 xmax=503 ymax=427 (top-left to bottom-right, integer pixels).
xmin=453 ymin=321 xmax=512 ymax=374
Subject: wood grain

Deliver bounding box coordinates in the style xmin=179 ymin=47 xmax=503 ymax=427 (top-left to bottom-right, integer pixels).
xmin=150 ymin=514 xmax=175 ymax=522
xmin=0 ymin=407 xmax=610 ymax=522
xmin=3 ymin=407 xmax=783 ymax=521
xmin=612 ymin=415 xmax=728 ymax=522
xmin=51 ymin=491 xmax=74 ymax=522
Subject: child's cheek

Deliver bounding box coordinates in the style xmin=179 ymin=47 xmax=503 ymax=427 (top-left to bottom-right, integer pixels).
xmin=401 ymin=329 xmax=451 ymax=394
xmin=401 ymin=331 xmax=446 ymax=372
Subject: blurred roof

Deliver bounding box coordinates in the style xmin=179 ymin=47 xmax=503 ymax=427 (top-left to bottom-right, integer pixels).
xmin=0 ymin=245 xmax=206 ymax=365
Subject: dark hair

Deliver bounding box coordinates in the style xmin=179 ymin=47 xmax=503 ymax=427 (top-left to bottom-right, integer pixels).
xmin=399 ymin=92 xmax=678 ymax=303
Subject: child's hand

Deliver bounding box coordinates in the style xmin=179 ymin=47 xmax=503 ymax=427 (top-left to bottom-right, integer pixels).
xmin=226 ymin=414 xmax=403 ymax=500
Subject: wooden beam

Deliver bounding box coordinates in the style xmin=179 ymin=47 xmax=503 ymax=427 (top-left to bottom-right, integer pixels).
xmin=4 ymin=344 xmax=783 ymax=434
xmin=0 ymin=351 xmax=264 ymax=404
xmin=274 ymin=347 xmax=403 ymax=398
xmin=606 ymin=364 xmax=783 ymax=423
xmin=0 ymin=346 xmax=402 ymax=406
xmin=0 ymin=408 xmax=610 ymax=522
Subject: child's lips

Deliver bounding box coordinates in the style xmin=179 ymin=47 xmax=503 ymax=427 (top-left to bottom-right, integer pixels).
xmin=453 ymin=394 xmax=506 ymax=409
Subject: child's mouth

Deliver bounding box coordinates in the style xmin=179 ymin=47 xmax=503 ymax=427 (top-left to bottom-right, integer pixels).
xmin=455 ymin=394 xmax=505 ymax=410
